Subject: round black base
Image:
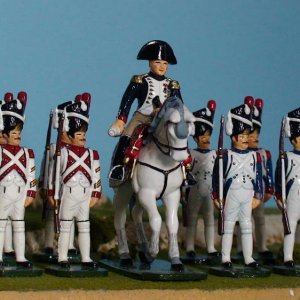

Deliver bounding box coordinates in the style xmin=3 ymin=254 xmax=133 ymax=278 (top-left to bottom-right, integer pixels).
xmin=209 ymin=265 xmax=271 ymax=278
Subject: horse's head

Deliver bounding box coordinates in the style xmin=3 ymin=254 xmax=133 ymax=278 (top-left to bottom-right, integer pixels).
xmin=148 ymin=96 xmax=195 ymax=161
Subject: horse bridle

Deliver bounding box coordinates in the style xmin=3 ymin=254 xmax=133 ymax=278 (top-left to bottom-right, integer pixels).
xmin=152 ymin=122 xmax=188 ymax=156
xmin=136 ymin=122 xmax=188 ymax=199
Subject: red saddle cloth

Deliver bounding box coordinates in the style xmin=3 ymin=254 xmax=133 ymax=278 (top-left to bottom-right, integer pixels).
xmin=124 ymin=124 xmax=149 ymax=162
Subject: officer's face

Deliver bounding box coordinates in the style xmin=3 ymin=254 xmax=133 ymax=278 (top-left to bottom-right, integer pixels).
xmin=194 ymin=130 xmax=211 ymax=150
xmin=248 ymin=128 xmax=260 ymax=148
xmin=232 ymin=130 xmax=249 ymax=150
xmin=5 ymin=129 xmax=21 ymax=146
xmin=149 ymin=60 xmax=168 ymax=76
xmin=70 ymin=131 xmax=86 ymax=147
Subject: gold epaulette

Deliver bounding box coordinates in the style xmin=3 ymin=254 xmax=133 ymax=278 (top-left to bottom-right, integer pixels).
xmin=170 ymin=80 xmax=180 ymax=90
xmin=131 ymin=74 xmax=147 ymax=84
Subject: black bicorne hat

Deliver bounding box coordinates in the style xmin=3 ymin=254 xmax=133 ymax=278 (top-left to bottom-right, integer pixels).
xmin=285 ymin=107 xmax=300 ymax=139
xmin=64 ymin=92 xmax=91 ymax=133
xmin=193 ymin=100 xmax=216 ymax=137
xmin=252 ymin=98 xmax=264 ymax=130
xmin=137 ymin=40 xmax=177 ymax=64
xmin=0 ymin=91 xmax=27 ymax=132
xmin=226 ymin=96 xmax=254 ymax=136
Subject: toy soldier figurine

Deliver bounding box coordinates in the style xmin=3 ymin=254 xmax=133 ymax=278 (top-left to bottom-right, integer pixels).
xmin=48 ymin=93 xmax=101 ymax=269
xmin=0 ymin=91 xmax=36 ymax=268
xmin=39 ymin=100 xmax=78 ymax=261
xmin=108 ymin=40 xmax=182 ymax=187
xmin=235 ymin=98 xmax=275 ymax=263
xmin=274 ymin=107 xmax=300 ymax=270
xmin=0 ymin=94 xmax=15 ymax=260
xmin=184 ymin=100 xmax=220 ymax=262
xmin=212 ymin=97 xmax=264 ymax=272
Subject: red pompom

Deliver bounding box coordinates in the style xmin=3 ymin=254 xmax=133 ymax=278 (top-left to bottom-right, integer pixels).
xmin=255 ymin=98 xmax=264 ymax=109
xmin=4 ymin=92 xmax=13 ymax=102
xmin=17 ymin=91 xmax=27 ymax=105
xmin=244 ymin=96 xmax=254 ymax=107
xmin=74 ymin=94 xmax=82 ymax=102
xmin=207 ymin=100 xmax=216 ymax=111
xmin=82 ymin=92 xmax=91 ymax=104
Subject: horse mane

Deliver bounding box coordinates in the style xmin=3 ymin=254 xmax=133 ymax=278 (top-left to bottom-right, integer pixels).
xmin=145 ymin=96 xmax=184 ymax=144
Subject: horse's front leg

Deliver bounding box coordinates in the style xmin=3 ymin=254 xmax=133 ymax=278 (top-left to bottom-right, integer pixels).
xmin=137 ymin=189 xmax=161 ymax=259
xmin=132 ymin=200 xmax=154 ymax=264
xmin=113 ymin=181 xmax=133 ymax=265
xmin=163 ymin=188 xmax=184 ymax=271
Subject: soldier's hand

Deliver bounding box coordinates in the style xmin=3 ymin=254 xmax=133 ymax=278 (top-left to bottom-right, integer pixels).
xmin=90 ymin=197 xmax=99 ymax=208
xmin=108 ymin=119 xmax=125 ymax=137
xmin=252 ymin=198 xmax=261 ymax=209
xmin=48 ymin=196 xmax=55 ymax=208
xmin=24 ymin=196 xmax=34 ymax=208
xmin=213 ymin=199 xmax=220 ymax=209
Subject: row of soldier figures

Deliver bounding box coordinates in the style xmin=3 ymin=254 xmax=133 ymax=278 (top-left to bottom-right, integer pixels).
xmin=0 ymin=39 xmax=299 ymax=279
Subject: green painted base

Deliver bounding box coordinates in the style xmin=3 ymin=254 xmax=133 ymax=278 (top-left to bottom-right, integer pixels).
xmin=209 ymin=265 xmax=271 ymax=278
xmin=273 ymin=265 xmax=300 ymax=276
xmin=99 ymin=259 xmax=207 ymax=281
xmin=180 ymin=255 xmax=207 ymax=265
xmin=0 ymin=266 xmax=43 ymax=277
xmin=32 ymin=251 xmax=81 ymax=264
xmin=45 ymin=265 xmax=108 ymax=278
xmin=3 ymin=255 xmax=16 ymax=266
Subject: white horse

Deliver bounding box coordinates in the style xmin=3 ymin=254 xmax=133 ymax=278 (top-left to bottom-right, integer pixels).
xmin=130 ymin=96 xmax=195 ymax=271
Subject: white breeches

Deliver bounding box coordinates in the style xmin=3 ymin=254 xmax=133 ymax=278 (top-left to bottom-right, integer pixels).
xmin=222 ymin=188 xmax=254 ymax=264
xmin=284 ymin=187 xmax=300 ymax=262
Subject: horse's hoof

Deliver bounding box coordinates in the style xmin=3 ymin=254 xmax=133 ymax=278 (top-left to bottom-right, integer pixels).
xmin=120 ymin=258 xmax=133 ymax=268
xmin=138 ymin=251 xmax=154 ymax=264
xmin=171 ymin=263 xmax=185 ymax=272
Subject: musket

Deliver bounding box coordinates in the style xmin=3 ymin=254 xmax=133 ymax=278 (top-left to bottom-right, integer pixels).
xmin=217 ymin=116 xmax=225 ymax=235
xmin=180 ymin=167 xmax=190 ymax=227
xmin=52 ymin=112 xmax=65 ymax=235
xmin=41 ymin=110 xmax=53 ymax=219
xmin=279 ymin=117 xmax=291 ymax=235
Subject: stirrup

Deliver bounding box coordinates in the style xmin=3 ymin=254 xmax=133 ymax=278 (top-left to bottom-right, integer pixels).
xmin=108 ymin=165 xmax=125 ymax=187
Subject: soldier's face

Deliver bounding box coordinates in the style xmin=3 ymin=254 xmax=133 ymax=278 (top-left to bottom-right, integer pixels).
xmin=292 ymin=136 xmax=300 ymax=151
xmin=194 ymin=130 xmax=211 ymax=150
xmin=248 ymin=128 xmax=260 ymax=148
xmin=149 ymin=60 xmax=168 ymax=76
xmin=5 ymin=129 xmax=21 ymax=146
xmin=232 ymin=131 xmax=249 ymax=150
xmin=0 ymin=132 xmax=6 ymax=145
xmin=70 ymin=131 xmax=86 ymax=147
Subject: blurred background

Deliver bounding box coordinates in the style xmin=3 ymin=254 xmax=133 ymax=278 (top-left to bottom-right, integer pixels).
xmin=1 ymin=0 xmax=300 ymax=206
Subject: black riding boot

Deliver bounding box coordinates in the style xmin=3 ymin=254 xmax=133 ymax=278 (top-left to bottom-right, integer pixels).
xmin=109 ymin=135 xmax=131 ymax=187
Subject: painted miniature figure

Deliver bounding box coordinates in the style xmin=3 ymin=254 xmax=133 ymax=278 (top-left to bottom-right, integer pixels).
xmin=48 ymin=93 xmax=101 ymax=269
xmin=275 ymin=107 xmax=300 ymax=268
xmin=108 ymin=40 xmax=182 ymax=187
xmin=212 ymin=97 xmax=263 ymax=269
xmin=235 ymin=98 xmax=275 ymax=262
xmin=40 ymin=100 xmax=78 ymax=260
xmin=0 ymin=94 xmax=15 ymax=259
xmin=184 ymin=100 xmax=220 ymax=260
xmin=0 ymin=91 xmax=36 ymax=268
